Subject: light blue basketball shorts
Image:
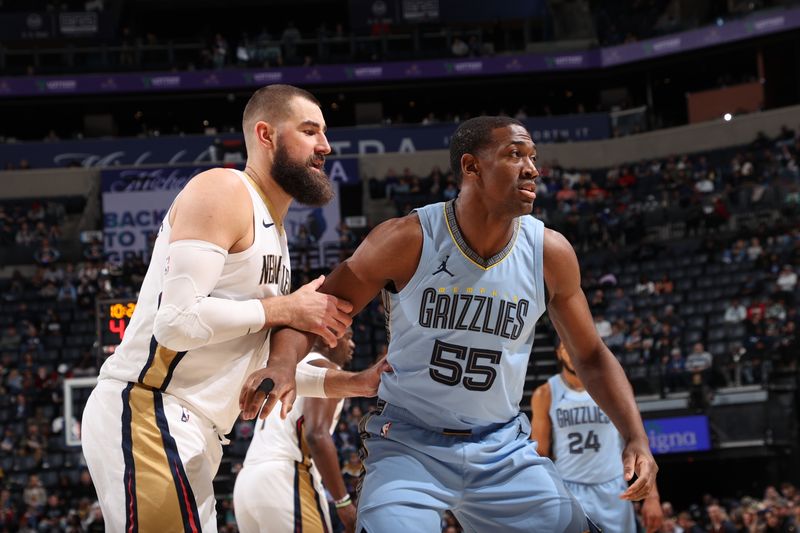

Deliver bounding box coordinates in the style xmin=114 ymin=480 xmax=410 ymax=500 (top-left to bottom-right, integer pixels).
xmin=356 ymin=402 xmax=589 ymax=533
xmin=563 ymin=477 xmax=637 ymax=533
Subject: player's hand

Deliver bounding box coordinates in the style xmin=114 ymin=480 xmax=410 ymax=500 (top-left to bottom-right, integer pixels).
xmin=620 ymin=437 xmax=658 ymax=502
xmin=336 ymin=503 xmax=357 ymax=533
xmin=350 ymin=355 xmax=393 ymax=397
xmin=641 ymin=496 xmax=664 ymax=533
xmin=239 ymin=363 xmax=296 ymax=421
xmin=284 ymin=275 xmax=353 ymax=348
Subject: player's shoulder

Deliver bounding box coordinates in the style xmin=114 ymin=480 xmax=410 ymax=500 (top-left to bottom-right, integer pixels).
xmin=532 ymin=380 xmax=552 ymax=400
xmin=531 ymin=380 xmax=552 ymax=411
xmin=183 ymin=167 xmax=247 ymax=196
xmin=543 ymin=228 xmax=580 ymax=291
xmin=176 ymin=168 xmax=251 ymax=215
xmin=365 ymin=212 xmax=422 ymax=248
xmin=543 ymin=228 xmax=574 ymax=258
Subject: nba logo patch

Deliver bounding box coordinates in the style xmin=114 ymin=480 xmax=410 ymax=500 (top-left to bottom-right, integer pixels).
xmin=180 ymin=407 xmax=190 ymax=422
xmin=164 ymin=256 xmax=171 ymax=276
xmin=380 ymin=422 xmax=392 ymax=438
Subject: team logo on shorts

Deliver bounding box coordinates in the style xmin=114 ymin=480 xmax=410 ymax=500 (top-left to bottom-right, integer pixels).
xmin=380 ymin=422 xmax=392 ymax=438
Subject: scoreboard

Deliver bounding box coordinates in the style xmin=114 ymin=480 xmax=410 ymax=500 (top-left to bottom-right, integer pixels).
xmin=95 ymin=298 xmax=137 ymax=356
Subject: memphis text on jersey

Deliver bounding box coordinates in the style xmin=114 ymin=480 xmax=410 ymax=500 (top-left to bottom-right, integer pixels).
xmin=555 ymin=406 xmax=611 ymax=429
xmin=260 ymin=254 xmax=290 ymax=295
xmin=418 ymin=287 xmax=530 ymax=340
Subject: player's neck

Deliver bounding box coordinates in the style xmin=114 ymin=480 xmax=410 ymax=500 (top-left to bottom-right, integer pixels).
xmin=560 ymin=371 xmax=585 ymax=391
xmin=453 ymin=194 xmax=516 ymax=259
xmin=244 ymin=162 xmax=292 ymax=221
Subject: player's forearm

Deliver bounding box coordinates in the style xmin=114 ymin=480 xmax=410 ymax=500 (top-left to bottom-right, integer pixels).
xmin=305 ymin=433 xmax=350 ymax=501
xmin=323 ymin=369 xmax=370 ymax=398
xmin=260 ymin=295 xmax=292 ymax=329
xmin=267 ymin=326 xmax=317 ymax=370
xmin=577 ymin=346 xmax=647 ymax=442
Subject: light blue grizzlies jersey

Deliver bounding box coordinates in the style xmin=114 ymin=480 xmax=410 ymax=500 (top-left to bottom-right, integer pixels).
xmin=379 ymin=200 xmax=546 ymax=430
xmin=547 ymin=374 xmax=624 ymax=484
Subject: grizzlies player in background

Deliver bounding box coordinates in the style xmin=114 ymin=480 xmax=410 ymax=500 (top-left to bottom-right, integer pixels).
xmin=531 ymin=342 xmax=664 ymax=532
xmin=241 ymin=116 xmax=658 ymax=532
xmin=234 ymin=328 xmax=357 ymax=533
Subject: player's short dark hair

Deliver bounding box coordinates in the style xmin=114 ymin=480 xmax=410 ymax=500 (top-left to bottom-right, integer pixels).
xmin=242 ymin=84 xmax=320 ymax=137
xmin=449 ymin=116 xmax=525 ymax=184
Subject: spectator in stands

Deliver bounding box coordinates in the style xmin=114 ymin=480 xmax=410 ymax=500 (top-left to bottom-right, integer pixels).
xmin=594 ymin=313 xmax=612 ymax=339
xmin=57 ymin=280 xmax=77 ymax=303
xmin=686 ymin=343 xmax=713 ymax=374
xmin=662 ymin=347 xmax=685 ymax=392
xmin=660 ymin=305 xmax=684 ymax=331
xmin=686 ymin=342 xmax=713 ymax=408
xmin=281 ymin=21 xmax=302 ymax=64
xmin=607 ymin=287 xmax=633 ymax=317
xmin=724 ymin=298 xmax=747 ymax=323
xmin=602 ymin=321 xmax=626 ymax=353
xmin=676 ymin=511 xmax=704 ymax=533
xmin=0 ymin=325 xmax=20 ymax=350
xmin=212 ymin=33 xmax=229 ymax=68
xmin=15 ymin=221 xmax=35 ymax=247
xmin=83 ymin=242 xmax=105 ymax=262
xmin=746 ymin=237 xmax=764 ymax=262
xmin=707 ymin=503 xmax=737 ymax=533
xmin=442 ymin=178 xmax=458 ymax=201
xmin=42 ymin=493 xmax=67 ymax=525
xmin=340 ymin=450 xmax=361 ymax=494
xmin=22 ymin=474 xmax=47 ymax=511
xmin=0 ymin=428 xmax=15 ymax=453
xmin=765 ymin=297 xmax=787 ymax=322
xmin=451 ymin=37 xmax=469 ymax=57
xmin=722 ymin=239 xmax=747 ymax=263
xmin=635 ymin=275 xmax=656 ymax=295
xmin=83 ymin=501 xmax=105 ymax=532
xmin=589 ymin=288 xmax=606 ymax=311
xmin=34 ymin=239 xmax=61 ymax=265
xmin=292 ymin=223 xmax=316 ymax=268
xmin=654 ymin=274 xmax=674 ymax=295
xmin=776 ymin=263 xmax=797 ymax=293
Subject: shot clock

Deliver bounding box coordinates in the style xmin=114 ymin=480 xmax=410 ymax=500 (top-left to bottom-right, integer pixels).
xmin=95 ymin=298 xmax=137 ymax=357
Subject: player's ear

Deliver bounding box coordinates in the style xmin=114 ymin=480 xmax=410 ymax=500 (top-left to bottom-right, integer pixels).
xmin=253 ymin=120 xmax=276 ymax=149
xmin=461 ymin=154 xmax=480 ymax=179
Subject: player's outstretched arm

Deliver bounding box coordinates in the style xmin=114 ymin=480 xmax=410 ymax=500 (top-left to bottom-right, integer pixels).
xmin=303 ymin=359 xmax=357 ymax=533
xmin=240 ymin=215 xmax=422 ymax=420
xmin=543 ymin=228 xmax=658 ymax=501
xmin=529 ymin=382 xmax=553 ymax=458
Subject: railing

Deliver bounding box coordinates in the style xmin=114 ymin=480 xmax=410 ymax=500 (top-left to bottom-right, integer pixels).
xmin=0 ymin=28 xmax=489 ymax=75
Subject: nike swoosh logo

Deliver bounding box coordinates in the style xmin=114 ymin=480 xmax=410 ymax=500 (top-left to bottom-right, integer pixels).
xmin=263 ymin=220 xmax=274 ymax=229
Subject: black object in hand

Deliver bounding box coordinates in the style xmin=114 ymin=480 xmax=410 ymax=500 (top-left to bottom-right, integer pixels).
xmin=257 ymin=378 xmax=275 ymax=395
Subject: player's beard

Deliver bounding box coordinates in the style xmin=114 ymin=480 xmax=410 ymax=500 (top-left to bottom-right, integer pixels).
xmin=271 ymin=141 xmax=333 ymax=206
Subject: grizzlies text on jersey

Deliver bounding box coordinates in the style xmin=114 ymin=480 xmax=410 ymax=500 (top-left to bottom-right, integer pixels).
xmin=379 ymin=199 xmax=546 ymax=430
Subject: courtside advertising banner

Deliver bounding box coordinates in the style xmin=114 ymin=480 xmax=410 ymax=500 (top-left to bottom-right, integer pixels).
xmin=643 ymin=415 xmax=712 ymax=454
xmin=101 ymin=166 xmax=341 ymax=264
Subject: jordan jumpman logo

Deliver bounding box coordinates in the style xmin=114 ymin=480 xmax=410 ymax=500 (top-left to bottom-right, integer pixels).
xmin=432 ymin=255 xmax=454 ymax=277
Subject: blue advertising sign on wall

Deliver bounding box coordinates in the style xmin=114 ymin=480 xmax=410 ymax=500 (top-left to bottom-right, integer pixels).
xmin=0 ymin=115 xmax=609 ymax=170
xmin=644 ymin=415 xmax=712 ymax=455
